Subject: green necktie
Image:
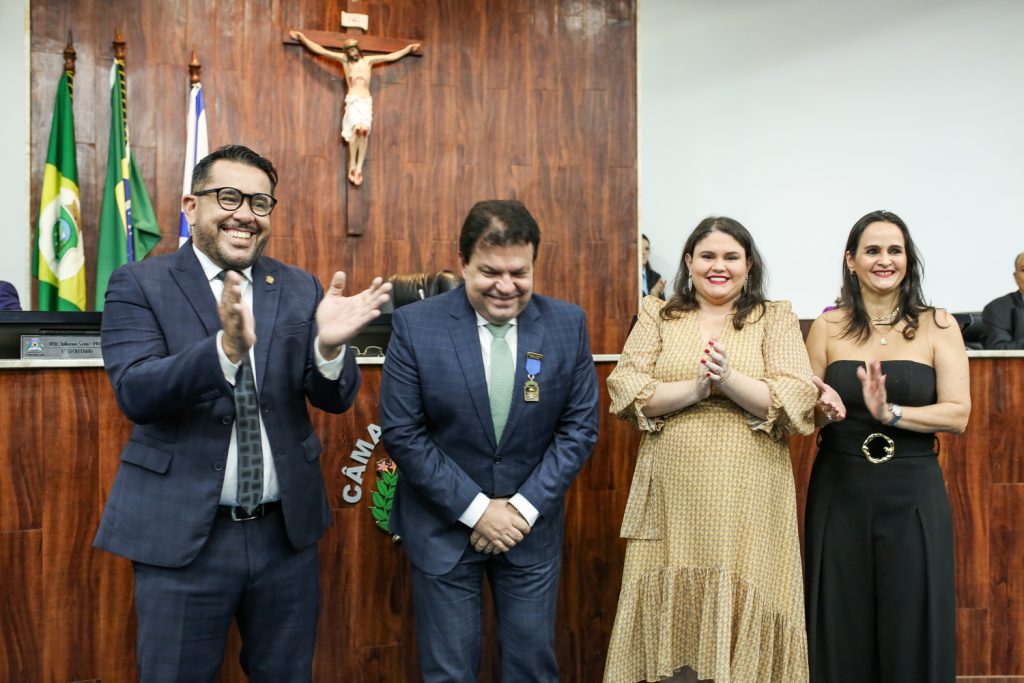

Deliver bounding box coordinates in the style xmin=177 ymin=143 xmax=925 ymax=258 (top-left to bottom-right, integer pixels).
xmin=485 ymin=323 xmax=514 ymax=443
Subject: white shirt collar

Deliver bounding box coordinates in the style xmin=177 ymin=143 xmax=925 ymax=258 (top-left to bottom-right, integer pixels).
xmin=192 ymin=244 xmax=254 ymax=283
xmin=475 ymin=312 xmax=518 ymax=328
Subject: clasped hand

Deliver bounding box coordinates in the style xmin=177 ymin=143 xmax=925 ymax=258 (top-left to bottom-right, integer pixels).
xmin=469 ymin=499 xmax=531 ymax=555
xmin=698 ymin=339 xmax=731 ymax=394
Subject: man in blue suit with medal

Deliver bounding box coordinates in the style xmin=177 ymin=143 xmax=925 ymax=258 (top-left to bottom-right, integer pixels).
xmin=380 ymin=199 xmax=600 ymax=682
xmin=95 ymin=145 xmax=391 ymax=682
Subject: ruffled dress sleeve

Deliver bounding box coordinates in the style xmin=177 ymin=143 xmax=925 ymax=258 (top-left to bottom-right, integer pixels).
xmin=607 ymin=296 xmax=668 ymax=433
xmin=747 ymin=301 xmax=816 ymax=439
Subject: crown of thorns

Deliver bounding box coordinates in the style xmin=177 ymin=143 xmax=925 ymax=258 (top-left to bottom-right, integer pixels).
xmin=342 ymin=39 xmax=360 ymax=49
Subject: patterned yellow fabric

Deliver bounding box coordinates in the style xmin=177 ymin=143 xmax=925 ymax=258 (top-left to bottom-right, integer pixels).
xmin=604 ymin=297 xmax=815 ymax=683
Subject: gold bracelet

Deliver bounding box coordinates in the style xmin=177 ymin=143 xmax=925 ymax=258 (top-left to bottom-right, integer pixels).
xmin=719 ymin=368 xmax=732 ymax=385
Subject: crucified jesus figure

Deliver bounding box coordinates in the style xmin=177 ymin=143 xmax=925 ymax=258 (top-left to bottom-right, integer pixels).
xmin=290 ymin=31 xmax=420 ymax=186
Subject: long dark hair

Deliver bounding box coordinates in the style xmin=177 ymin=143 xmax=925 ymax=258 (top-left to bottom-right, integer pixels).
xmin=838 ymin=210 xmax=934 ymax=342
xmin=660 ymin=216 xmax=767 ymax=329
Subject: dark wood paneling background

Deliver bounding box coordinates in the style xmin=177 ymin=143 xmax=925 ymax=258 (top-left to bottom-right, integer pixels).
xmin=0 ymin=363 xmax=637 ymax=682
xmin=2 ymin=360 xmax=1022 ymax=681
xmin=28 ymin=0 xmax=638 ymax=355
xmin=17 ymin=0 xmax=1023 ymax=680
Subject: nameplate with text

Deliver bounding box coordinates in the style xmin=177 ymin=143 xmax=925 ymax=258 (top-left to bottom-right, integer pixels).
xmin=21 ymin=334 xmax=103 ymax=360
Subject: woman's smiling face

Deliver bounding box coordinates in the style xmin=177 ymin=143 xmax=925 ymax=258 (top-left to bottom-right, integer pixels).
xmin=684 ymin=229 xmax=751 ymax=307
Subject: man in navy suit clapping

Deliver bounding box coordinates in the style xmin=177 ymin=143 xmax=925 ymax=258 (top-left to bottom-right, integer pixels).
xmin=95 ymin=145 xmax=390 ymax=682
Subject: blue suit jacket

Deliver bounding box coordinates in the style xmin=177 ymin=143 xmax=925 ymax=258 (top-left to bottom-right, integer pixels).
xmin=380 ymin=287 xmax=599 ymax=575
xmin=0 ymin=281 xmax=21 ymax=310
xmin=94 ymin=242 xmax=361 ymax=567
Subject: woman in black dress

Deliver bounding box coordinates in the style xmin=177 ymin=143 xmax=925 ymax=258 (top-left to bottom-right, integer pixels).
xmin=804 ymin=210 xmax=971 ymax=682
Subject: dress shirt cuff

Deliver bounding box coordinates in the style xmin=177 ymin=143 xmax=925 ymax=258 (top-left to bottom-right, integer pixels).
xmin=508 ymin=494 xmax=539 ymax=528
xmin=314 ymin=335 xmax=346 ymax=380
xmin=216 ymin=331 xmax=242 ymax=385
xmin=459 ymin=492 xmax=490 ymax=528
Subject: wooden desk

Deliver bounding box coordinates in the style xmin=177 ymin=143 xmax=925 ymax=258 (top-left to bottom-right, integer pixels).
xmin=1 ymin=355 xmax=1021 ymax=681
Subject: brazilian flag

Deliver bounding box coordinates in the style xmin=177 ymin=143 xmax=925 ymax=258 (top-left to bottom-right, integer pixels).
xmin=33 ymin=70 xmax=85 ymax=311
xmin=94 ymin=58 xmax=162 ymax=310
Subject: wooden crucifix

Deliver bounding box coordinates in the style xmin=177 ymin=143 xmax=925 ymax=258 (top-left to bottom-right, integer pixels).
xmin=285 ymin=9 xmax=422 ymax=235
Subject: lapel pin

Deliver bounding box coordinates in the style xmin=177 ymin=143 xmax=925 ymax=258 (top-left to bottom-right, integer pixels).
xmin=265 ymin=275 xmax=274 ymax=285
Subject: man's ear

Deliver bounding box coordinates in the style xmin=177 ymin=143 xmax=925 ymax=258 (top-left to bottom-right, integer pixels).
xmin=182 ymin=194 xmax=198 ymax=226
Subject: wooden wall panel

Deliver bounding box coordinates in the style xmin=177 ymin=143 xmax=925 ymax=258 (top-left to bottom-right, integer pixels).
xmin=0 ymin=530 xmax=42 ymax=682
xmin=0 ymin=363 xmax=639 ymax=682
xmin=2 ymin=357 xmax=1023 ymax=680
xmin=29 ymin=0 xmax=638 ymax=355
xmin=990 ymin=484 xmax=1024 ymax=675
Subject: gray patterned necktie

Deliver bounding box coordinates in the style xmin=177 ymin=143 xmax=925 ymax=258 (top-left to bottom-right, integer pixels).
xmin=217 ymin=270 xmax=263 ymax=513
xmin=233 ymin=357 xmax=264 ymax=513
xmin=485 ymin=323 xmax=514 ymax=443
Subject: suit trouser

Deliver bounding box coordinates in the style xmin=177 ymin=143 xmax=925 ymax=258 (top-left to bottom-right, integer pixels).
xmin=409 ymin=546 xmax=562 ymax=683
xmin=131 ymin=508 xmax=319 ymax=683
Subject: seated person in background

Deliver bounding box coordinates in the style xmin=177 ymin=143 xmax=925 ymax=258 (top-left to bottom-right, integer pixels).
xmin=641 ymin=234 xmax=666 ymax=299
xmin=982 ymin=251 xmax=1024 ymax=349
xmin=0 ymin=281 xmax=22 ymax=310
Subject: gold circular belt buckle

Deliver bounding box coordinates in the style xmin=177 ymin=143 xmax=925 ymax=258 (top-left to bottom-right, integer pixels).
xmin=862 ymin=433 xmax=895 ymax=464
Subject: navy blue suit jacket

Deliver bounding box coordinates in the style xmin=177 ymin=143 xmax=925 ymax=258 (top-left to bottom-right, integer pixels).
xmin=0 ymin=281 xmax=21 ymax=310
xmin=380 ymin=287 xmax=599 ymax=575
xmin=94 ymin=243 xmax=360 ymax=567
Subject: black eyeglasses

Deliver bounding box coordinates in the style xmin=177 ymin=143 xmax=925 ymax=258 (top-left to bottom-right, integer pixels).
xmin=194 ymin=187 xmax=278 ymax=216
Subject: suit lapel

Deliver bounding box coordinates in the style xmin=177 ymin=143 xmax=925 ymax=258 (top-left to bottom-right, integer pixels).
xmin=251 ymin=259 xmax=281 ymax=393
xmin=504 ymin=300 xmax=544 ymax=443
xmin=449 ymin=294 xmax=498 ymax=450
xmin=169 ymin=242 xmax=221 ymax=337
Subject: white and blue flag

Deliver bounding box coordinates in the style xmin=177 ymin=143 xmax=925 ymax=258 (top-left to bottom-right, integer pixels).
xmin=179 ymin=83 xmax=208 ymax=246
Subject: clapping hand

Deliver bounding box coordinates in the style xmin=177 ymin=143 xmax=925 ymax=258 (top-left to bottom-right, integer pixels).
xmin=315 ymin=272 xmax=392 ymax=360
xmin=811 ymin=375 xmax=846 ymax=424
xmin=855 ymin=360 xmax=889 ymax=422
xmin=218 ymin=270 xmax=255 ymax=363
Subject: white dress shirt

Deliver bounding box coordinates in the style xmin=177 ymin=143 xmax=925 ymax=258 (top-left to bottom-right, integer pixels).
xmin=457 ymin=312 xmax=540 ymax=530
xmin=193 ymin=246 xmax=345 ymax=506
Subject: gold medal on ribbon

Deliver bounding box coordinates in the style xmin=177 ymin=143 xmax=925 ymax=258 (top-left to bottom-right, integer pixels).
xmin=524 ymin=378 xmax=540 ymax=402
xmin=524 ymin=352 xmax=542 ymax=402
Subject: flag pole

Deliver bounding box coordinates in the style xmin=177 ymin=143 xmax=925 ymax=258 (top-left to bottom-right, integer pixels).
xmin=112 ymin=29 xmax=136 ymax=262
xmin=179 ymin=49 xmax=208 ymax=246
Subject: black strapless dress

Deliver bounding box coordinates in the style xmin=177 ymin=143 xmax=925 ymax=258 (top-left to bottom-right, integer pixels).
xmin=804 ymin=360 xmax=955 ymax=683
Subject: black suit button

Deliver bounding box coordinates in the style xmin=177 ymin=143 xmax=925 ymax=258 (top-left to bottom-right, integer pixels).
xmin=213 ymin=462 xmax=224 ymax=471
xmin=221 ymin=416 xmax=233 ymax=425
xmin=494 ymin=456 xmax=502 ymax=463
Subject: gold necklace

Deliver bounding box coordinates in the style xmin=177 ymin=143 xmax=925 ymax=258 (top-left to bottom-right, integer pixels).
xmin=870 ymin=307 xmax=900 ymax=345
xmin=868 ymin=306 xmax=900 ymax=324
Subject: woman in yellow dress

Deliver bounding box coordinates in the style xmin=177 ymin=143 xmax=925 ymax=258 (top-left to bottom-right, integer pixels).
xmin=604 ymin=217 xmax=816 ymax=683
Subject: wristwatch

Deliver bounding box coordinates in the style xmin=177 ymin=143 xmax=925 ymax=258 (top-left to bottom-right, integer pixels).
xmin=886 ymin=403 xmax=903 ymax=426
